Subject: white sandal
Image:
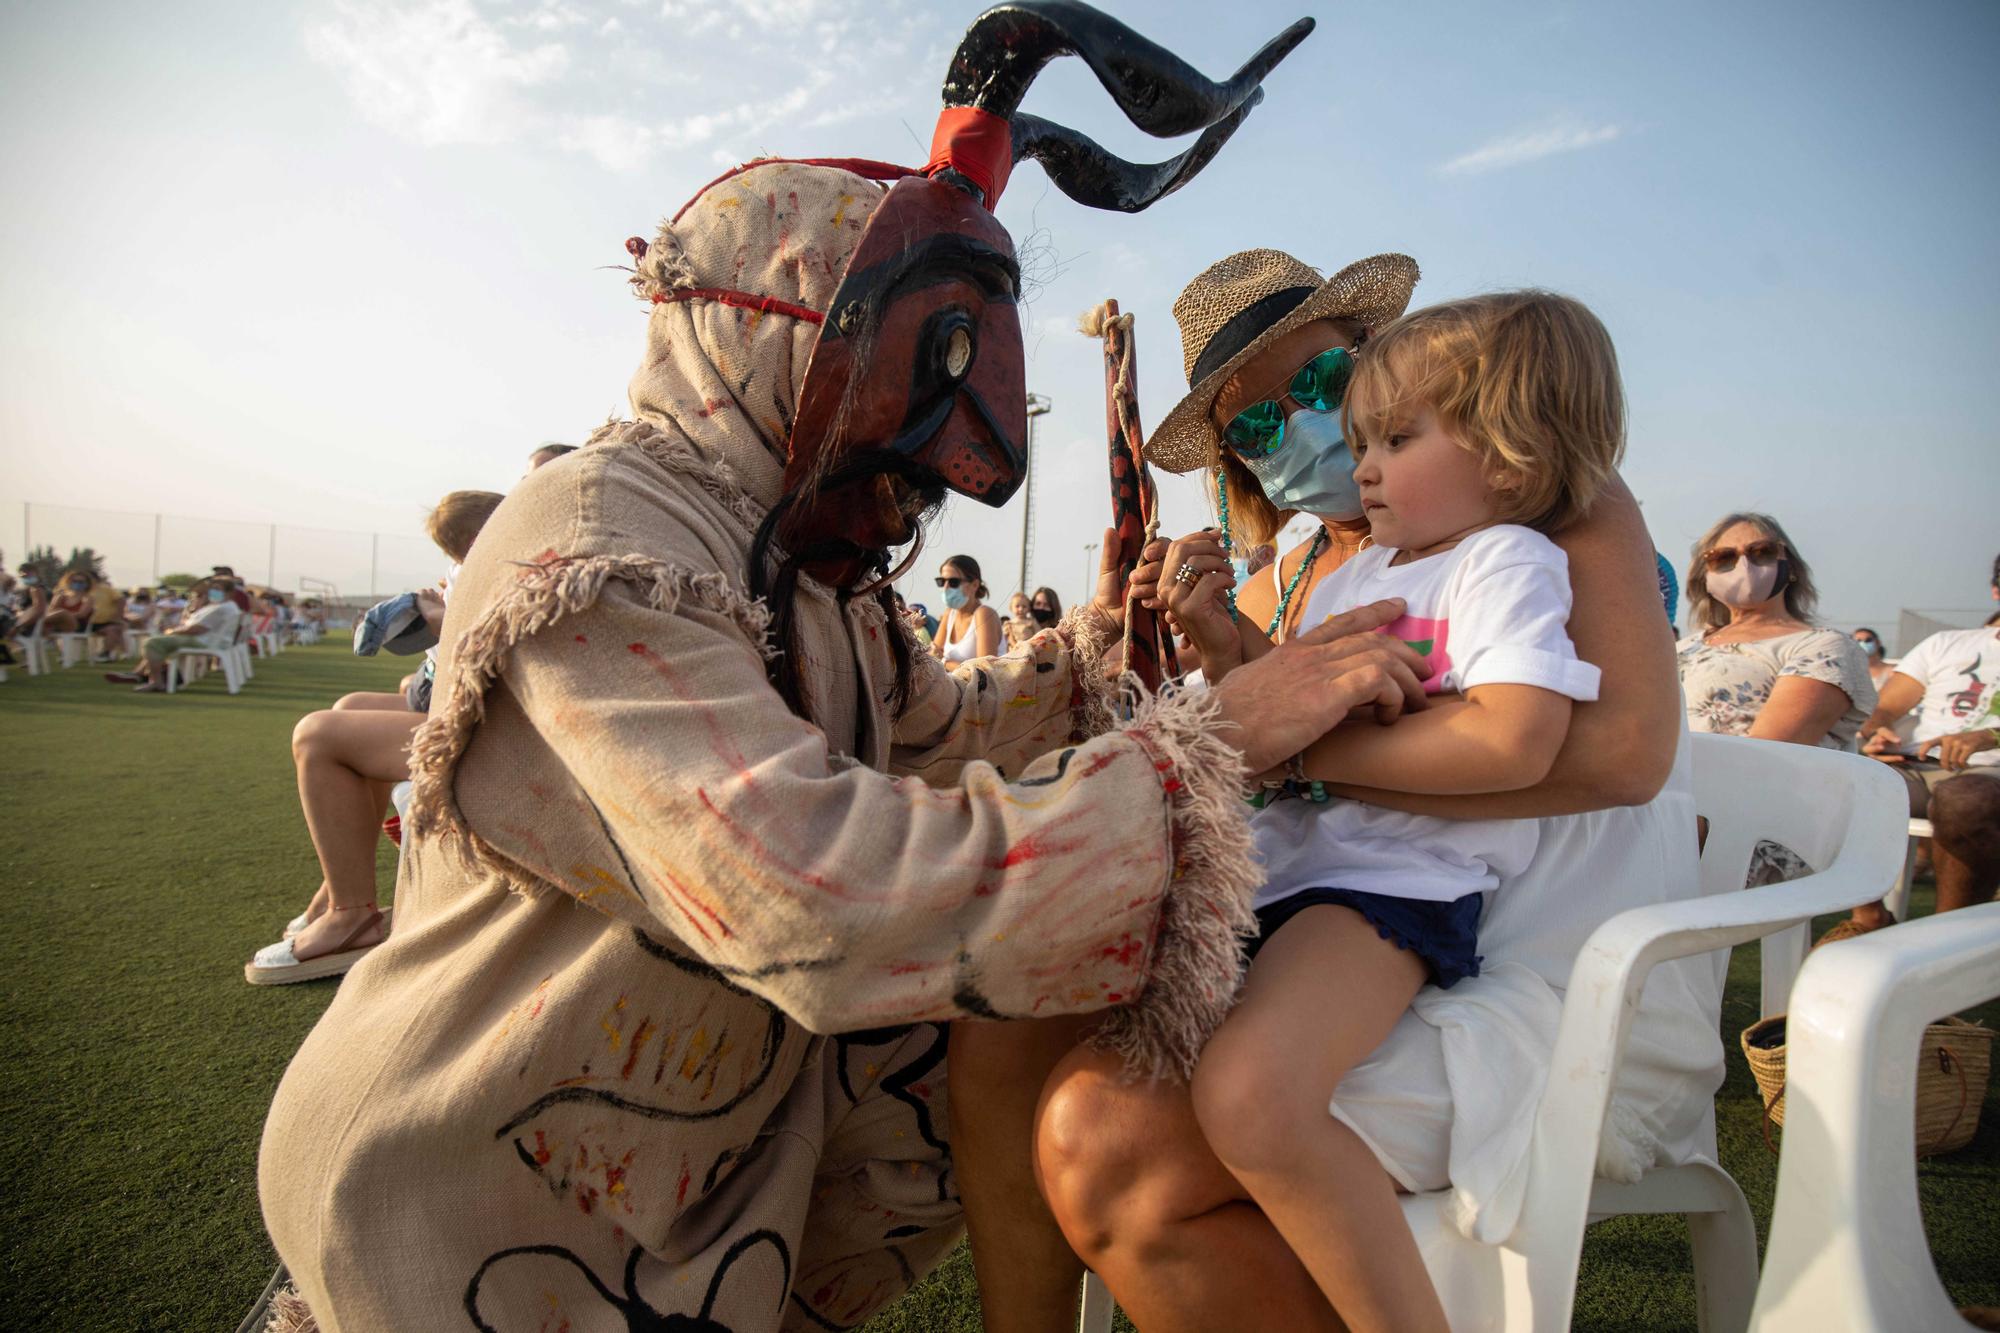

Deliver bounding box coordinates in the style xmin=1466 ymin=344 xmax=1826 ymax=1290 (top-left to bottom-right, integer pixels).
xmin=246 ymin=907 xmax=387 ymax=986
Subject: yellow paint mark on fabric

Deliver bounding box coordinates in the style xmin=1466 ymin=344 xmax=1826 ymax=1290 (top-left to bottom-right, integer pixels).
xmin=832 ymin=193 xmax=855 ymax=227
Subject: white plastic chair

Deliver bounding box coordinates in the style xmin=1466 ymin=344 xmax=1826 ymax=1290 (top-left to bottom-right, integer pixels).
xmin=1750 ymin=900 xmax=2000 ymax=1331
xmin=50 ymin=631 xmax=89 ymax=667
xmin=164 ymin=621 xmax=250 ymax=695
xmin=15 ymin=630 xmax=51 ymax=675
xmin=1076 ymin=734 xmax=1909 ymax=1333
xmin=1884 ymin=817 xmax=1934 ymax=923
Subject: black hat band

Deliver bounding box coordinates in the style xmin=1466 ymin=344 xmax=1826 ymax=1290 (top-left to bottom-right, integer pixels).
xmin=1189 ymin=285 xmax=1315 ymax=387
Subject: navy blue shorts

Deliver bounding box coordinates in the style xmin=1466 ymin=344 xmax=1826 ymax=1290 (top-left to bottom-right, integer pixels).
xmin=1247 ymin=888 xmax=1484 ymax=989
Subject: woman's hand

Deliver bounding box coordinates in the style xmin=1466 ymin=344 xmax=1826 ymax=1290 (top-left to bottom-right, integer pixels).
xmin=1130 ymin=529 xmax=1226 ymax=613
xmin=1158 ymin=532 xmax=1241 ymax=678
xmin=1207 ymin=598 xmax=1426 ymax=779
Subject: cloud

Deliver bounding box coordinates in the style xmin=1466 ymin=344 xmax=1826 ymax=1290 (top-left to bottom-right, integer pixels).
xmin=1437 ymin=120 xmax=1624 ymax=177
xmin=306 ymin=0 xmax=568 ymax=146
xmin=306 ymin=0 xmax=932 ymax=170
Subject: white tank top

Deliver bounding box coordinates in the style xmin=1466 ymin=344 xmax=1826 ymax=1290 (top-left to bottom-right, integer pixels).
xmin=940 ymin=608 xmax=982 ymax=663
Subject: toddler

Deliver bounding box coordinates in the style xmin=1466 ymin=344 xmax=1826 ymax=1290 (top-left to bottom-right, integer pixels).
xmin=1189 ymin=290 xmax=1626 ymax=1332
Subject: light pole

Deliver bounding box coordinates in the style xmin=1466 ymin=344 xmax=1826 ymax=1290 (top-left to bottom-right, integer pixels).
xmin=1017 ymin=392 xmax=1052 ymax=593
xmin=1081 ymin=541 xmax=1098 ymax=605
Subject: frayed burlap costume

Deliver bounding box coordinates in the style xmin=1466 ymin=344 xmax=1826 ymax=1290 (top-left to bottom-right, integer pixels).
xmin=260 ymin=162 xmax=1261 ymax=1332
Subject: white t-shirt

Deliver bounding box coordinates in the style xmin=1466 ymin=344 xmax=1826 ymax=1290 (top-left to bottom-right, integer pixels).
xmin=186 ymin=599 xmax=242 ymax=650
xmin=1252 ymin=525 xmax=1602 ymax=908
xmin=1890 ymin=625 xmax=2000 ymax=768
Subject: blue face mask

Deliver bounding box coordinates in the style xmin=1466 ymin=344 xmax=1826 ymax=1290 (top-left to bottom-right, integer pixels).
xmin=207 ymin=588 xmax=228 ymax=603
xmin=1235 ymin=408 xmax=1364 ymax=520
xmin=941 ymin=585 xmax=969 ymax=610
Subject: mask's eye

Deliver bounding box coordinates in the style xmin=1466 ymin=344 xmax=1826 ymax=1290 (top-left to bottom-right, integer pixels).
xmin=944 ymin=326 xmax=973 ymax=381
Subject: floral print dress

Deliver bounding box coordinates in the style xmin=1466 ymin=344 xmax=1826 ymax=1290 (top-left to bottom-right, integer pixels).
xmin=1677 ymin=626 xmax=1878 ymax=881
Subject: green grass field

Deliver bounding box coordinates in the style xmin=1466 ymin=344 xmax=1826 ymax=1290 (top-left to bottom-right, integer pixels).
xmin=0 ymin=642 xmax=1993 ymax=1331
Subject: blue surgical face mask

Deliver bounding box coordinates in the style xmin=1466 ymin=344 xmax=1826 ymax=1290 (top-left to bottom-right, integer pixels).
xmin=207 ymin=588 xmax=228 ymax=603
xmin=1230 ymin=557 xmax=1252 ymax=582
xmin=942 ymin=585 xmax=969 ymax=610
xmin=1236 ymin=408 xmax=1364 ymax=520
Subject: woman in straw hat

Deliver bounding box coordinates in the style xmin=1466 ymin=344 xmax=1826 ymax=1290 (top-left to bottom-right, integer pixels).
xmin=992 ymin=251 xmax=1725 ymax=1329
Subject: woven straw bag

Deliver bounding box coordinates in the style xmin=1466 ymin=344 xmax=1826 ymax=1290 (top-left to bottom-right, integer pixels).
xmin=1741 ymin=1014 xmax=1995 ymax=1156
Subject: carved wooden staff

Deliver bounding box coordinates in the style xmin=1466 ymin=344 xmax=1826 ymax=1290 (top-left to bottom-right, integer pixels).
xmin=1084 ymin=299 xmax=1180 ymax=691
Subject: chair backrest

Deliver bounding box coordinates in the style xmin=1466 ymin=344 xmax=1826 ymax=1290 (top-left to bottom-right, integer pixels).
xmin=1690 ymin=732 xmax=1907 ymax=1014
xmin=1752 ymin=900 xmax=2000 ymax=1331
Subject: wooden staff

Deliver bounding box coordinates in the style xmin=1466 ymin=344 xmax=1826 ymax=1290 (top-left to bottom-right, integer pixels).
xmin=1083 ymin=298 xmax=1180 ymax=691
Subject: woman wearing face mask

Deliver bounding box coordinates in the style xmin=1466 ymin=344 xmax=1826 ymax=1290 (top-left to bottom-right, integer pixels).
xmin=1677 ymin=513 xmax=1875 ymax=754
xmin=106 ymin=578 xmax=245 ymax=693
xmin=1851 ymin=625 xmax=1896 ymax=690
xmin=950 ymin=250 xmax=1720 ymax=1332
xmin=929 ymin=554 xmax=1001 ymax=663
xmin=1029 ymin=586 xmax=1063 ymax=630
xmin=49 ymin=572 xmax=93 ymax=638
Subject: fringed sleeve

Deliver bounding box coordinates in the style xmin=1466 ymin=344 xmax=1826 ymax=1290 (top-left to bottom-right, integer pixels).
xmin=410 ymin=569 xmax=1255 ymax=1079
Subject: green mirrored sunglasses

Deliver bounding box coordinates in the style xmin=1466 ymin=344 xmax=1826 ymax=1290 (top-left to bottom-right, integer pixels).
xmin=1223 ymin=346 xmax=1357 ymax=458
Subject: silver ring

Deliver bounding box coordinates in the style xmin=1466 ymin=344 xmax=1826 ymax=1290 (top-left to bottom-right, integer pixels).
xmin=1174 ymin=562 xmax=1201 ymax=586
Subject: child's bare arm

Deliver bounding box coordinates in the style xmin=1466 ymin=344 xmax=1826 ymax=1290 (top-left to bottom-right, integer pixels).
xmin=1294 ymin=682 xmax=1573 ymax=794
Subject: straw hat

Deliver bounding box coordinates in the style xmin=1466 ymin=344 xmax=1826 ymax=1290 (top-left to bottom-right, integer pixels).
xmin=1145 ymin=248 xmax=1419 ymax=473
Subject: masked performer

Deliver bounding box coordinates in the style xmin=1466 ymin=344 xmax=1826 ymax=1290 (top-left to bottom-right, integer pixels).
xmin=255 ymin=7 xmax=1430 ymax=1330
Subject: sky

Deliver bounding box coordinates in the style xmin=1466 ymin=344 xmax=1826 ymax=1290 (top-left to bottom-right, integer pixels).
xmin=2 ymin=0 xmax=1996 ymax=638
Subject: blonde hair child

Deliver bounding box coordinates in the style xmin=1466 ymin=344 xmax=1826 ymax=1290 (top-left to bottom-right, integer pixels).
xmin=1184 ymin=291 xmax=1624 ymax=1332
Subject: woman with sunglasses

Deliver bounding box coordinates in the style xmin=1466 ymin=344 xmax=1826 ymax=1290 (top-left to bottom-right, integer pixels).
xmin=929 ymin=554 xmax=1001 ymax=663
xmin=1676 ymin=513 xmax=1876 ymax=884
xmin=963 ymin=250 xmax=1724 ymax=1331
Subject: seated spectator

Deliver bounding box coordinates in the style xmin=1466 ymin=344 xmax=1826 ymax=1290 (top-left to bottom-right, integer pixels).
xmin=49 ymin=571 xmax=93 ymax=639
xmin=124 ymin=588 xmax=156 ymax=635
xmin=246 ymin=489 xmax=505 ymax=984
xmin=1676 ymin=512 xmax=1875 ymax=884
xmin=155 ymin=586 xmax=188 ymax=624
xmin=105 ymin=579 xmax=244 ymax=692
xmin=1851 ymin=625 xmax=1896 ymax=689
xmin=0 ymin=570 xmax=16 ymax=664
xmin=929 ymin=554 xmax=1001 ymax=662
xmin=892 ymin=591 xmax=932 ymax=648
xmin=211 ymin=567 xmax=253 ymax=614
xmin=85 ymin=574 xmax=128 ymax=660
xmin=907 ymin=600 xmax=938 ymax=639
xmin=1843 ymin=556 xmax=2000 ymax=933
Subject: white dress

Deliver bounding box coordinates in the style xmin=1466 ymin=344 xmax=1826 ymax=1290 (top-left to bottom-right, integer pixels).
xmin=1325 ymin=724 xmax=1722 ymax=1240
xmin=937 ymin=607 xmax=983 ymax=664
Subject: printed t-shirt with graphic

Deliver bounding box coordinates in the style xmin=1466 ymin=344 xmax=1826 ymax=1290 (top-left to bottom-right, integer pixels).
xmin=1251 ymin=524 xmax=1602 ymax=911
xmin=1890 ymin=625 xmax=2000 ymax=768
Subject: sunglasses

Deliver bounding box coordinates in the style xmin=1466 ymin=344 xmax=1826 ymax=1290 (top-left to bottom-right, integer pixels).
xmin=1701 ymin=541 xmax=1785 ymax=573
xmin=1223 ymin=345 xmax=1357 ymax=458
xmin=934 ymin=577 xmax=967 ymax=588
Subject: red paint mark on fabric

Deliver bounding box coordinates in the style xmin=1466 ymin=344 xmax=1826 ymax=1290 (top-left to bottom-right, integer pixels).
xmin=1100 ymin=934 xmax=1145 ymax=968
xmin=696 ymin=397 xmax=733 ymax=419
xmin=676 ymin=1158 xmax=692 ymax=1207
xmin=1079 ymin=751 xmax=1118 ymax=779
xmin=620 ymin=1018 xmax=656 ymax=1079
xmin=628 ymin=643 xmax=647 ymax=654
xmin=574 ymin=634 xmax=587 ymax=643
xmin=1106 ymin=992 xmax=1124 ymax=1003
xmin=532 ymin=1131 xmax=552 ymax=1165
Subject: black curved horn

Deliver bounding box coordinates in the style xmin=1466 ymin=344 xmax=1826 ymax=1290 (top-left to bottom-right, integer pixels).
xmin=943 ymin=2 xmax=1313 ymax=140
xmin=1009 ymin=97 xmax=1260 ymax=213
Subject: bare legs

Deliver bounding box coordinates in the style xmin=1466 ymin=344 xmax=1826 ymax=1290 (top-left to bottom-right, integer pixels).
xmin=948 ymin=1015 xmax=1098 ymax=1332
xmin=1928 ymin=774 xmax=2000 ymax=913
xmin=1189 ymin=907 xmax=1444 ymax=1333
xmin=1035 ymin=1044 xmax=1345 ymax=1333
xmin=286 ymin=706 xmax=420 ymax=960
xmin=1854 ymin=768 xmax=2000 ymax=927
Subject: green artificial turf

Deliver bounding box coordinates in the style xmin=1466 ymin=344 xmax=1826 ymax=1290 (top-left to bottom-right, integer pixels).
xmin=0 ymin=643 xmax=1993 ymax=1330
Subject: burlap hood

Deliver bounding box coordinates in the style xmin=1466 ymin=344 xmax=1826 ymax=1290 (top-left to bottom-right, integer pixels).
xmin=624 ymin=161 xmax=887 ymax=511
